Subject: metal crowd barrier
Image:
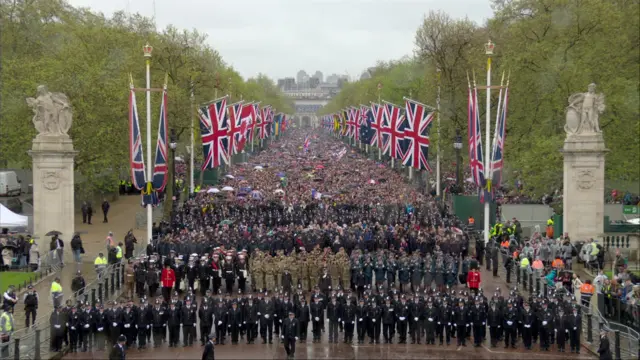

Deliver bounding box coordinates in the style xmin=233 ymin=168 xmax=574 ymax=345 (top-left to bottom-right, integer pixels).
xmin=5 ymin=249 xmax=147 ymax=360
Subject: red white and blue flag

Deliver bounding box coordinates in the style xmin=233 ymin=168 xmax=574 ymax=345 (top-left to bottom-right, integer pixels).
xmin=351 ymin=107 xmax=361 ymax=142
xmin=128 ymin=86 xmax=146 ymax=190
xmin=151 ymin=85 xmax=169 ymax=192
xmin=303 ymin=135 xmax=311 ymax=152
xmin=261 ymin=105 xmax=273 ymax=137
xmin=490 ymin=86 xmax=508 ymax=190
xmin=369 ymin=103 xmax=385 ymax=148
xmin=402 ymin=98 xmax=434 ymax=171
xmin=239 ymin=102 xmax=256 ymax=149
xmin=468 ymin=83 xmax=487 ymax=202
xmin=256 ymin=105 xmax=268 ymax=140
xmin=381 ymin=102 xmax=405 ymax=159
xmin=199 ymin=96 xmax=229 ymax=169
xmin=227 ymin=101 xmax=244 ymax=155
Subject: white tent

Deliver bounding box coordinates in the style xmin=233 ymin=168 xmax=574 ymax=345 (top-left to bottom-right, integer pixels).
xmin=0 ymin=204 xmax=28 ymax=228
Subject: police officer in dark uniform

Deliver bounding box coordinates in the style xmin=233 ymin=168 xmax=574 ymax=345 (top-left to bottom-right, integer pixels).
xmin=199 ymin=298 xmax=213 ymax=345
xmin=151 ymin=298 xmax=167 ymax=347
xmin=355 ymin=298 xmax=367 ymax=344
xmin=342 ymin=296 xmax=356 ymax=344
xmin=23 ymin=285 xmax=38 ymax=328
xmin=396 ymin=295 xmax=410 ymax=344
xmin=487 ymin=300 xmax=502 ymax=347
xmin=227 ymin=301 xmax=242 ymax=344
xmin=135 ymin=264 xmax=147 ymax=299
xmin=181 ymin=298 xmax=197 ymax=346
xmin=167 ymin=301 xmax=181 ymax=347
xmin=213 ymin=301 xmax=227 ymax=345
xmin=503 ymin=301 xmax=518 ymax=348
xmin=471 ymin=297 xmax=486 ymax=347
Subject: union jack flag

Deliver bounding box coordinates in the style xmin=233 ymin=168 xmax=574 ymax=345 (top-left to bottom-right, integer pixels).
xmin=359 ymin=105 xmax=372 ymax=144
xmin=240 ymin=102 xmax=256 ymax=148
xmin=199 ymin=96 xmax=229 ymax=170
xmin=227 ymin=101 xmax=244 ymax=155
xmin=402 ymin=98 xmax=434 ymax=171
xmin=261 ymin=106 xmax=272 ymax=137
xmin=151 ymin=86 xmax=169 ymax=192
xmin=256 ymin=105 xmax=268 ymax=140
xmin=381 ymin=102 xmax=405 ymax=159
xmin=468 ymin=84 xmax=487 ymax=202
xmin=369 ymin=103 xmax=385 ymax=148
xmin=490 ymin=86 xmax=508 ymax=189
xmin=128 ymin=87 xmax=146 ymax=190
xmin=352 ymin=107 xmax=361 ymax=142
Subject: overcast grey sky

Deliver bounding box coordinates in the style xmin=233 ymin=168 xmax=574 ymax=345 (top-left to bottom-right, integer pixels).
xmin=67 ymin=0 xmax=493 ymax=81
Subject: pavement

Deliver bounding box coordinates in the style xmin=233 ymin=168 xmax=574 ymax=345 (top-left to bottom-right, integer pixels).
xmin=11 ymin=195 xmax=146 ymax=333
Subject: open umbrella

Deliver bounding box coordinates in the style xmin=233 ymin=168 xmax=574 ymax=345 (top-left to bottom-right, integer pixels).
xmin=45 ymin=230 xmax=62 ymax=236
xmin=222 ymin=186 xmax=234 ymax=192
xmin=207 ymin=188 xmax=220 ymax=193
xmin=220 ymin=219 xmax=234 ymax=225
xmin=225 ymin=174 xmax=235 ymax=179
xmin=274 ymin=189 xmax=285 ymax=194
xmin=315 ymin=165 xmax=325 ymax=170
xmin=253 ymin=165 xmax=264 ymax=171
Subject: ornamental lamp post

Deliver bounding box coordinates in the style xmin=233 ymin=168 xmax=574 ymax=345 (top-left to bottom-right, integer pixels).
xmin=453 ymin=130 xmax=463 ymax=193
xmin=483 ymin=39 xmax=494 ymax=244
xmin=169 ymin=128 xmax=177 ymax=225
xmin=143 ymin=43 xmax=153 ymax=246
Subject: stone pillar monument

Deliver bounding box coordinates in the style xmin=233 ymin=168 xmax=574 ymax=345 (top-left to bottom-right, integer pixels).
xmin=561 ymin=83 xmax=608 ymax=241
xmin=26 ymin=85 xmax=78 ymax=242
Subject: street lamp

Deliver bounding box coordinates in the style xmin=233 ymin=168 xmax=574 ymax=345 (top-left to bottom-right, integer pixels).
xmin=453 ymin=129 xmax=463 ymax=193
xmin=169 ymin=128 xmax=177 ymax=224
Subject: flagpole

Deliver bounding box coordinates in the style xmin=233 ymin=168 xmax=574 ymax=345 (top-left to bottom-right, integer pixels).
xmin=377 ymin=83 xmax=382 ymax=161
xmin=189 ymin=85 xmax=195 ymax=194
xmin=484 ymin=40 xmax=494 ymax=244
xmin=143 ymin=44 xmax=153 ymax=247
xmin=436 ymin=68 xmax=442 ymax=197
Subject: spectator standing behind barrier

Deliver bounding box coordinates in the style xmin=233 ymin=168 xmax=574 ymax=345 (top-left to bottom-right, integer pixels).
xmin=71 ymin=270 xmax=86 ymax=300
xmin=580 ymin=280 xmax=595 ymax=307
xmin=23 ymin=285 xmax=38 ymax=328
xmin=50 ymin=277 xmax=63 ymax=308
xmin=598 ymin=329 xmax=613 ymax=360
xmin=29 ymin=241 xmax=40 ymax=272
xmin=94 ymin=252 xmax=108 ymax=279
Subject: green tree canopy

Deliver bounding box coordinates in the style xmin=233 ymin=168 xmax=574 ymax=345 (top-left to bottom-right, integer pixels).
xmin=0 ymin=0 xmax=293 ymax=193
xmin=321 ymin=1 xmax=640 ymax=197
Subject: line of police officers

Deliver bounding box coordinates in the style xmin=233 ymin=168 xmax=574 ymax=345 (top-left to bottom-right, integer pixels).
xmin=48 ymin=282 xmax=584 ymax=354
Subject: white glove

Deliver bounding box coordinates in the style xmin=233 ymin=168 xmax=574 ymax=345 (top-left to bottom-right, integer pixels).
xmin=84 ymin=324 xmax=90 ymax=328
xmin=279 ymin=319 xmax=282 ymax=323
xmin=372 ymin=319 xmax=376 ymax=323
xmin=328 ymin=286 xmax=331 ymax=289
xmin=482 ymin=322 xmax=486 ymax=325
xmin=466 ymin=324 xmax=470 ymax=327
xmin=124 ymin=324 xmax=130 ymax=328
xmin=428 ymin=317 xmax=433 ymax=322
xmin=447 ymin=322 xmax=451 ymax=326
xmin=498 ymin=325 xmax=501 ymax=328
xmin=112 ymin=322 xmax=117 ymax=327
xmin=135 ymin=325 xmax=138 ymax=328
xmin=258 ymin=312 xmax=261 ymax=315
xmin=265 ymin=314 xmax=270 ymax=319
xmin=295 ymin=337 xmax=299 ymax=340
xmin=326 ymin=318 xmax=329 ymax=322
xmin=228 ymin=325 xmax=231 ymax=328
xmin=554 ymin=329 xmax=557 ymax=332
xmin=415 ymin=317 xmax=419 ymax=321
xmin=338 ymin=318 xmax=341 ymax=322
xmin=507 ymin=321 xmax=513 ymax=326
xmin=542 ymin=321 xmax=547 ymax=326
xmin=146 ymin=325 xmax=150 ymax=329
xmin=281 ymin=335 xmax=284 ymax=339
xmin=243 ymin=321 xmax=246 ymax=324
xmin=454 ymin=324 xmax=457 ymax=327
xmin=97 ymin=327 xmax=103 ymax=331
xmin=525 ymin=325 xmax=531 ymax=328
xmin=71 ymin=326 xmax=76 ymax=330
xmin=359 ymin=318 xmax=363 ymax=321
xmin=274 ymin=314 xmax=278 ymax=317
xmin=218 ymin=321 xmax=222 ymax=325
xmin=573 ymin=327 xmax=577 ymax=330
xmin=54 ymin=325 xmax=61 ymax=329
xmin=315 ymin=317 xmax=319 ymax=321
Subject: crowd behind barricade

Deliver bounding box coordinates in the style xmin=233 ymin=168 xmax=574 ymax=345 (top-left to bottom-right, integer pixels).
xmin=1 ymin=129 xmax=619 ymax=359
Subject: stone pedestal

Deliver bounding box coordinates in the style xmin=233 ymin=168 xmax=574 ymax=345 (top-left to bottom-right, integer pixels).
xmin=562 ymin=133 xmax=608 ymax=241
xmin=28 ymin=135 xmax=78 ymax=242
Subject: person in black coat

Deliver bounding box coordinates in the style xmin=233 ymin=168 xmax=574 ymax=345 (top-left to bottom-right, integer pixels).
xmin=282 ymin=311 xmax=299 ymax=359
xmin=202 ymin=334 xmax=215 ymax=360
xmin=598 ymin=329 xmax=613 ymax=360
xmin=108 ymin=335 xmax=126 ymax=360
xmin=295 ymin=297 xmax=310 ymax=342
xmin=310 ymin=296 xmax=324 ymax=343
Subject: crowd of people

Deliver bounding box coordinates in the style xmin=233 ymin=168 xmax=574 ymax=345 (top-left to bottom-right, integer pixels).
xmin=0 ymin=127 xmax=621 ymax=360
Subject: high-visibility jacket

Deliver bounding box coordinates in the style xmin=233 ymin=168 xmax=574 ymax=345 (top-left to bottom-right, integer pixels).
xmin=94 ymin=256 xmax=108 ymax=265
xmin=551 ymin=258 xmax=564 ymax=268
xmin=547 ymin=219 xmax=554 ymax=226
xmin=546 ymin=225 xmax=554 ymax=238
xmin=115 ymin=246 xmax=123 ymax=259
xmin=501 ymin=241 xmax=510 ymax=248
xmin=194 ymin=185 xmax=201 ymax=193
xmin=520 ymin=257 xmax=530 ymax=269
xmin=51 ymin=281 xmax=62 ymax=294
xmin=0 ymin=312 xmax=13 ymax=332
xmin=532 ymin=260 xmax=544 ymax=270
xmin=590 ymin=245 xmax=600 ymax=256
xmin=468 ymin=217 xmax=475 ymax=225
xmin=580 ymin=283 xmax=595 ymax=298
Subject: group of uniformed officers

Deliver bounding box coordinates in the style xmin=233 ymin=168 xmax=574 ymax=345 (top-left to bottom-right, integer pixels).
xmin=48 ymin=281 xmax=584 ymax=355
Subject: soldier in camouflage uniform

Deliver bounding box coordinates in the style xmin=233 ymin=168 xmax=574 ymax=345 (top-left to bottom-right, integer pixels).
xmin=302 ymin=253 xmax=311 ymax=292
xmin=264 ymin=254 xmax=276 ymax=291
xmin=275 ymin=250 xmax=286 ymax=288
xmin=337 ymin=248 xmax=350 ymax=290
xmin=290 ymin=252 xmax=300 ymax=290
xmin=329 ymin=254 xmax=341 ymax=290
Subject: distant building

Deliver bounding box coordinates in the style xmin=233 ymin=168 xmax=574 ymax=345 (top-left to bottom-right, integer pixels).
xmin=296 ymin=70 xmax=308 ymax=85
xmin=313 ymin=71 xmax=323 ymax=83
xmin=360 ymin=70 xmax=372 ymax=80
xmin=326 ymin=74 xmax=339 ymax=84
xmin=309 ymin=77 xmax=320 ymax=88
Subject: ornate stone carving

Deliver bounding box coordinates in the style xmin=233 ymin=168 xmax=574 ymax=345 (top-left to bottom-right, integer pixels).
xmin=565 ymin=83 xmax=605 ymax=136
xmin=42 ymin=170 xmax=61 ymax=190
xmin=26 ymin=85 xmax=73 ymax=137
xmin=576 ymin=169 xmax=595 ymax=190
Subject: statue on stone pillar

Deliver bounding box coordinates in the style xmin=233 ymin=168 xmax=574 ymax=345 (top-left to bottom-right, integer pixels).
xmin=26 ymin=85 xmax=73 ymax=137
xmin=565 ymin=83 xmax=605 ymax=136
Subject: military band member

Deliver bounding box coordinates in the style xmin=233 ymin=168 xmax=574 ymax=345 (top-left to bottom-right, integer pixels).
xmin=224 ymin=254 xmax=235 ymax=294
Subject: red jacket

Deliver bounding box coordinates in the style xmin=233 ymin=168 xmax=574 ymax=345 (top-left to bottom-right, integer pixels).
xmin=161 ymin=268 xmax=176 ymax=287
xmin=467 ymin=270 xmax=481 ymax=289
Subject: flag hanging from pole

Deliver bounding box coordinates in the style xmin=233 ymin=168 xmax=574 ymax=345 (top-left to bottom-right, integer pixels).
xmin=128 ymin=84 xmax=147 ymax=190
xmin=468 ymin=83 xmax=488 ymax=203
xmin=151 ymin=83 xmax=169 ymax=192
xmin=402 ymin=98 xmax=434 ymax=171
xmin=490 ymin=85 xmax=508 ymax=191
xmin=199 ymin=96 xmax=229 ymax=169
